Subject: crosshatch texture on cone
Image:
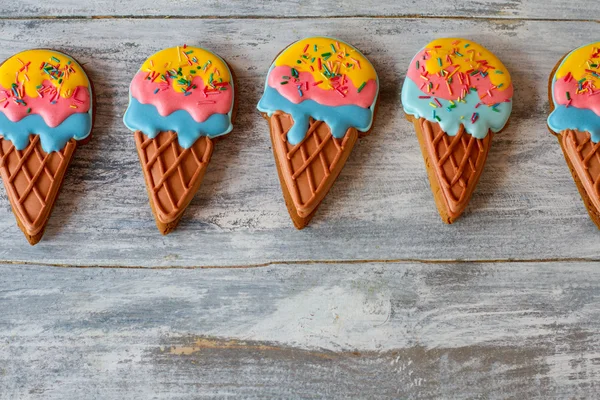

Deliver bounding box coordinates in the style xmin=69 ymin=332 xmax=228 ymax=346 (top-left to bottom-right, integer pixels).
xmin=558 ymin=129 xmax=600 ymax=229
xmin=414 ymin=117 xmax=492 ymax=223
xmin=134 ymin=130 xmax=213 ymax=232
xmin=269 ymin=111 xmax=357 ymax=225
xmin=0 ymin=135 xmax=76 ymax=244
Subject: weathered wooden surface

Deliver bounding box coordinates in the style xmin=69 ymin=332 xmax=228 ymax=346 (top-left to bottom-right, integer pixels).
xmin=0 ymin=17 xmax=597 ymax=265
xmin=1 ymin=0 xmax=597 ymax=20
xmin=2 ymin=261 xmax=600 ymax=398
xmin=2 ymin=1 xmax=600 ymax=398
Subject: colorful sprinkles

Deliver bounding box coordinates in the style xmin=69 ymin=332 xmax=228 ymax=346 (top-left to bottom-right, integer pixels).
xmin=277 ymin=40 xmax=370 ymax=97
xmin=412 ymin=39 xmax=512 ymax=127
xmin=142 ymin=45 xmax=229 ymax=106
xmin=560 ymin=46 xmax=600 ymax=102
xmin=2 ymin=53 xmax=85 ymax=115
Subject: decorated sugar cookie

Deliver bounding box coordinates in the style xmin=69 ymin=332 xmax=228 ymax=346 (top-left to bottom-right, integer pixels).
xmin=548 ymin=42 xmax=600 ymax=229
xmin=401 ymin=38 xmax=513 ymax=223
xmin=124 ymin=45 xmax=236 ymax=234
xmin=257 ymin=37 xmax=379 ymax=229
xmin=0 ymin=49 xmax=94 ymax=244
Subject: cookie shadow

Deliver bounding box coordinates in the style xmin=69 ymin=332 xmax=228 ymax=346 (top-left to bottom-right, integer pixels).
xmin=183 ymin=67 xmax=260 ymax=228
xmin=41 ymin=140 xmax=100 ymax=241
xmin=309 ymin=50 xmax=402 ymax=226
xmin=463 ymin=38 xmax=541 ymax=218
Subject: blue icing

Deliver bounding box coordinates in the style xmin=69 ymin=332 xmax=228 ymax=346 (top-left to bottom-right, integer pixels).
xmin=548 ymin=59 xmax=600 ymax=143
xmin=0 ymin=112 xmax=92 ymax=153
xmin=123 ymin=96 xmax=233 ymax=149
xmin=257 ymin=85 xmax=373 ymax=145
xmin=401 ymin=77 xmax=511 ymax=139
xmin=548 ymin=105 xmax=600 ymax=143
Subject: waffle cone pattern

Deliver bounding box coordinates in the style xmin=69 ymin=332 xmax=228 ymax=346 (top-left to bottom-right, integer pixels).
xmin=559 ymin=129 xmax=600 ymax=227
xmin=134 ymin=131 xmax=213 ymax=234
xmin=269 ymin=111 xmax=357 ymax=229
xmin=415 ymin=117 xmax=492 ymax=223
xmin=0 ymin=136 xmax=76 ymax=244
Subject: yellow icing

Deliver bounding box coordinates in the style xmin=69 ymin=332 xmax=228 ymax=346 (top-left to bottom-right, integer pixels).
xmin=555 ymin=42 xmax=600 ymax=85
xmin=140 ymin=46 xmax=231 ymax=91
xmin=0 ymin=49 xmax=90 ymax=99
xmin=273 ymin=37 xmax=377 ymax=89
xmin=421 ymin=38 xmax=511 ymax=90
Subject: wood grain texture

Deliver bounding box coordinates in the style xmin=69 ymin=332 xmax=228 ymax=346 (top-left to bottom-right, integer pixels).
xmin=0 ymin=17 xmax=596 ymax=266
xmin=1 ymin=261 xmax=600 ymax=398
xmin=0 ymin=0 xmax=597 ymax=20
xmin=2 ymin=2 xmax=600 ymax=397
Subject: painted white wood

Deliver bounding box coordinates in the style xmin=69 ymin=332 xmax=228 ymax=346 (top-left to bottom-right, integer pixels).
xmin=0 ymin=17 xmax=595 ymax=266
xmin=1 ymin=261 xmax=599 ymax=398
xmin=1 ymin=3 xmax=599 ymax=397
xmin=0 ymin=0 xmax=596 ymax=20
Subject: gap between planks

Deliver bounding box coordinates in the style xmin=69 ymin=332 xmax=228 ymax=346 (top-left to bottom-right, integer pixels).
xmin=0 ymin=15 xmax=597 ymax=23
xmin=0 ymin=257 xmax=599 ymax=270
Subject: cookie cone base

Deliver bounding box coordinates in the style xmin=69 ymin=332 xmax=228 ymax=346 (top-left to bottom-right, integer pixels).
xmin=15 ymin=213 xmax=44 ymax=245
xmin=0 ymin=136 xmax=77 ymax=245
xmin=408 ymin=115 xmax=492 ymax=224
xmin=134 ymin=131 xmax=213 ymax=235
xmin=266 ymin=111 xmax=357 ymax=229
xmin=270 ymin=140 xmax=318 ymax=230
xmin=557 ymin=130 xmax=600 ymax=230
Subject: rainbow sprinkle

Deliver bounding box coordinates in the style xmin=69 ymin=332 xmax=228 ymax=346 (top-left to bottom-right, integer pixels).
xmin=276 ymin=40 xmax=372 ymax=100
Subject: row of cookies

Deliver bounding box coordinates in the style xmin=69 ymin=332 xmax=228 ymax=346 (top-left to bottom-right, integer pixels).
xmin=0 ymin=38 xmax=595 ymax=244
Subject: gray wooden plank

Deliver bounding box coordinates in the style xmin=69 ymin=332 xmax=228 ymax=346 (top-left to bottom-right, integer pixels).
xmin=0 ymin=0 xmax=597 ymax=20
xmin=1 ymin=261 xmax=600 ymax=398
xmin=0 ymin=17 xmax=597 ymax=266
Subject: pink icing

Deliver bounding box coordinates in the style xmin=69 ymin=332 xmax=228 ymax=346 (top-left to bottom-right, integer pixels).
xmin=0 ymin=81 xmax=91 ymax=127
xmin=130 ymin=72 xmax=233 ymax=123
xmin=554 ymin=76 xmax=600 ymax=117
xmin=406 ymin=52 xmax=513 ymax=105
xmin=267 ymin=66 xmax=377 ymax=108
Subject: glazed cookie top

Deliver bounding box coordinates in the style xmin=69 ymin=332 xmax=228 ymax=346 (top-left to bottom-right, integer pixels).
xmin=257 ymin=37 xmax=379 ymax=145
xmin=0 ymin=49 xmax=93 ymax=152
xmin=548 ymin=42 xmax=600 ymax=141
xmin=124 ymin=45 xmax=235 ymax=149
xmin=402 ymin=38 xmax=513 ymax=138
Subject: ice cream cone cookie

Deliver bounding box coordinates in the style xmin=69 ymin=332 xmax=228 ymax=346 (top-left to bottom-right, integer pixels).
xmin=548 ymin=42 xmax=600 ymax=229
xmin=257 ymin=37 xmax=379 ymax=229
xmin=124 ymin=45 xmax=236 ymax=234
xmin=402 ymin=38 xmax=513 ymax=223
xmin=0 ymin=49 xmax=94 ymax=245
